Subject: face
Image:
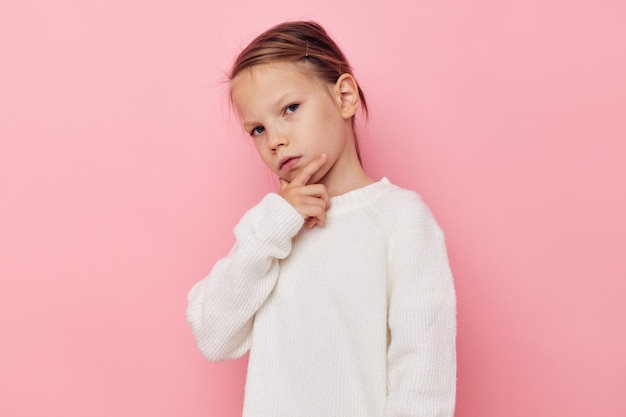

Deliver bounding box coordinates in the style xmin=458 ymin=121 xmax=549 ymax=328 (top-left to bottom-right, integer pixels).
xmin=230 ymin=61 xmax=357 ymax=186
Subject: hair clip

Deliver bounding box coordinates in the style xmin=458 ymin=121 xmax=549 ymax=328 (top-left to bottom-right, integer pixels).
xmin=305 ymin=40 xmax=309 ymax=57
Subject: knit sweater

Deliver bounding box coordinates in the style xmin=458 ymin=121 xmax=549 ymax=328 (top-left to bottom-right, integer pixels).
xmin=186 ymin=177 xmax=456 ymax=417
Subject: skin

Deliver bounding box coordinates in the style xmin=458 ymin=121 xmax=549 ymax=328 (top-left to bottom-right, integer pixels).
xmin=230 ymin=61 xmax=373 ymax=228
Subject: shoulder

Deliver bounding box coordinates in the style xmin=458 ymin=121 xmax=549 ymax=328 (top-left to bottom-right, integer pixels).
xmin=370 ymin=178 xmax=443 ymax=234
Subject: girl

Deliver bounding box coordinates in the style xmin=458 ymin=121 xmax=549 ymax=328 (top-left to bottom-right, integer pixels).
xmin=187 ymin=21 xmax=456 ymax=417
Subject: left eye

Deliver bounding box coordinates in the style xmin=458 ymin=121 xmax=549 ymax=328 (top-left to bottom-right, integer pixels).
xmin=284 ymin=103 xmax=299 ymax=115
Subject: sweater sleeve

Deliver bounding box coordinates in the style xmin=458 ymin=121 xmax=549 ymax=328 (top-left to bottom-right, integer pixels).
xmin=186 ymin=193 xmax=304 ymax=361
xmin=385 ymin=204 xmax=457 ymax=417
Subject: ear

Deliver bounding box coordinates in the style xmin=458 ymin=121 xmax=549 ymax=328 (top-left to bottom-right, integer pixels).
xmin=333 ymin=73 xmax=360 ymax=119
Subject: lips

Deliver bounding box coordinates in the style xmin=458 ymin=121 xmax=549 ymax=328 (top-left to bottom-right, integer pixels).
xmin=279 ymin=156 xmax=301 ymax=171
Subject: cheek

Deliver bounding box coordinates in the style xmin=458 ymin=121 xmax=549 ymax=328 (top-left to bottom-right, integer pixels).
xmin=254 ymin=144 xmax=276 ymax=169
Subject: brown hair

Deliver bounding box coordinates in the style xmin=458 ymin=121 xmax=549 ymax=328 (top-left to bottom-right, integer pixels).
xmin=229 ymin=21 xmax=368 ymax=160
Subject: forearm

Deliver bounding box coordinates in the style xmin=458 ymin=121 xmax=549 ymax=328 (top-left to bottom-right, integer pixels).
xmin=186 ymin=193 xmax=303 ymax=361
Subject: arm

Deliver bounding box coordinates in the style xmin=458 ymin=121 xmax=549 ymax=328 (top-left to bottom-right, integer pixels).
xmin=186 ymin=193 xmax=303 ymax=361
xmin=187 ymin=155 xmax=330 ymax=361
xmin=385 ymin=210 xmax=457 ymax=417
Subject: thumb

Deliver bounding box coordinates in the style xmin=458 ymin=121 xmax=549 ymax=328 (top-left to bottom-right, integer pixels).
xmin=279 ymin=177 xmax=289 ymax=192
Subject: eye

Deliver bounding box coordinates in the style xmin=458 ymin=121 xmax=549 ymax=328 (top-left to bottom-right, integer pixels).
xmin=250 ymin=126 xmax=265 ymax=137
xmin=284 ymin=103 xmax=299 ymax=115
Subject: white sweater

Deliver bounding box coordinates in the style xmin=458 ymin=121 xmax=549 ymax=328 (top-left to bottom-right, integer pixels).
xmin=187 ymin=178 xmax=456 ymax=417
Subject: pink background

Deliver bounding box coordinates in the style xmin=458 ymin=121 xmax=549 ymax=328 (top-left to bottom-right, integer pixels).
xmin=1 ymin=0 xmax=625 ymax=416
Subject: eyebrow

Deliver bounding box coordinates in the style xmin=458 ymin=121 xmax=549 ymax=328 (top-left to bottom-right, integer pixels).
xmin=241 ymin=91 xmax=299 ymax=131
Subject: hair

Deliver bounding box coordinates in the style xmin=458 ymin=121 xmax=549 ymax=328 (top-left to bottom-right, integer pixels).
xmin=229 ymin=21 xmax=368 ymax=161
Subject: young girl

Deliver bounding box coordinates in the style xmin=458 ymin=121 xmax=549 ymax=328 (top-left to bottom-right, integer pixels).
xmin=187 ymin=21 xmax=457 ymax=417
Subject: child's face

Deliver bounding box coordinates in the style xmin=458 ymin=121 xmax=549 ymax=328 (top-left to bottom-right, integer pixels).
xmin=231 ymin=61 xmax=356 ymax=186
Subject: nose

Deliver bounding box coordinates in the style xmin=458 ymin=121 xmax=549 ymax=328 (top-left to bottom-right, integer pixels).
xmin=267 ymin=129 xmax=288 ymax=151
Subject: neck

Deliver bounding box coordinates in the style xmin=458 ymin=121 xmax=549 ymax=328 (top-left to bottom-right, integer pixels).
xmin=326 ymin=168 xmax=373 ymax=198
xmin=319 ymin=142 xmax=373 ymax=197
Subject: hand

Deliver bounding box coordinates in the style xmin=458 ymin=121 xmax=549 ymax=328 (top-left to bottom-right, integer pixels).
xmin=279 ymin=154 xmax=330 ymax=229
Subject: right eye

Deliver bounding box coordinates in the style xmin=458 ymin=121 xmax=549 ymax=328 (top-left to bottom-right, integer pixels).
xmin=250 ymin=126 xmax=265 ymax=137
xmin=284 ymin=103 xmax=299 ymax=115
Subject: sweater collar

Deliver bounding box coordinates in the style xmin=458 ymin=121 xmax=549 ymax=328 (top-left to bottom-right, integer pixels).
xmin=327 ymin=177 xmax=391 ymax=215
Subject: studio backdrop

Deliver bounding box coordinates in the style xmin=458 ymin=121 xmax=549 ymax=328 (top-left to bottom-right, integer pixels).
xmin=1 ymin=0 xmax=625 ymax=416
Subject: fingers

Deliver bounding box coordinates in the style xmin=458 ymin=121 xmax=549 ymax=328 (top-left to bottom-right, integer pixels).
xmin=280 ymin=179 xmax=329 ymax=208
xmin=294 ymin=183 xmax=330 ymax=208
xmin=279 ymin=178 xmax=289 ymax=192
xmin=305 ymin=217 xmax=318 ymax=229
xmin=287 ymin=195 xmax=328 ymax=219
xmin=278 ymin=153 xmax=330 ymax=229
xmin=279 ymin=183 xmax=329 ymax=230
xmin=304 ymin=207 xmax=327 ymax=229
xmin=290 ymin=153 xmax=328 ymax=186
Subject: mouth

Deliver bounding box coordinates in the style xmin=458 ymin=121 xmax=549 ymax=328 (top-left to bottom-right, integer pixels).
xmin=279 ymin=156 xmax=301 ymax=171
